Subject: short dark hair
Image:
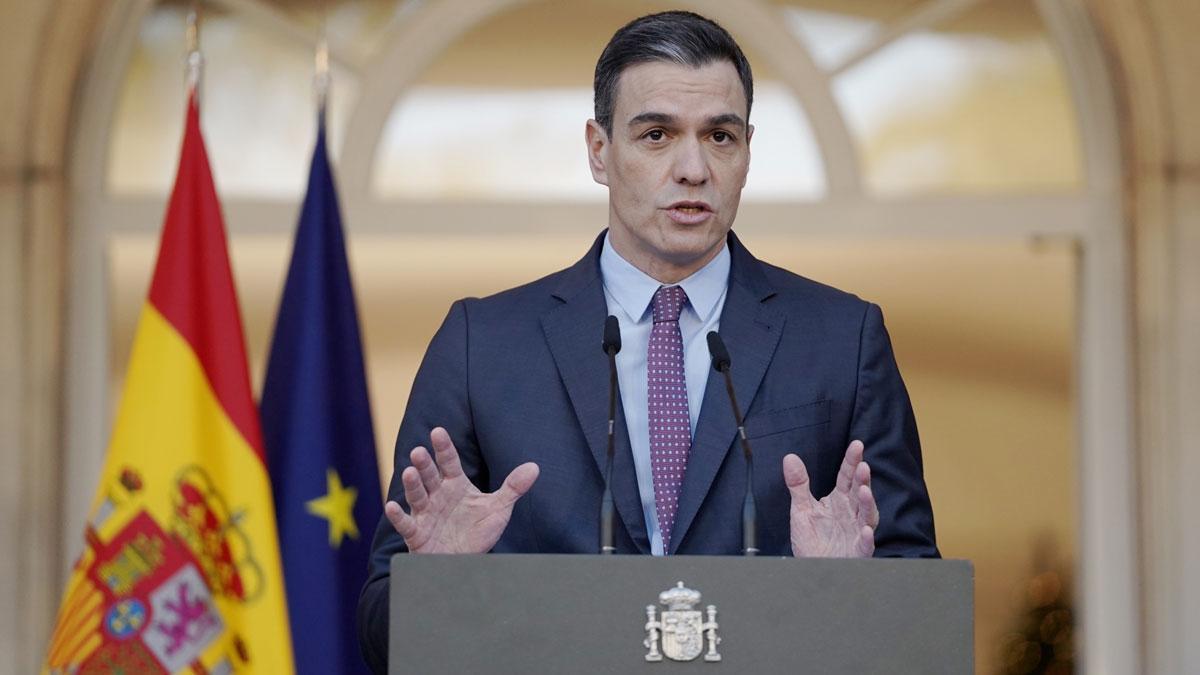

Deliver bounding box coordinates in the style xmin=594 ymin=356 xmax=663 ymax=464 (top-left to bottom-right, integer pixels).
xmin=593 ymin=11 xmax=754 ymax=136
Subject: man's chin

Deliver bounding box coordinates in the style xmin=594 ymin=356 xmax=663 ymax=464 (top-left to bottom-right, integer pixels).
xmin=653 ymin=234 xmax=726 ymax=270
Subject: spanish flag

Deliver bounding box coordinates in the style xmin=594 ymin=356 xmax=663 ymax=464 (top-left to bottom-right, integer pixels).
xmin=44 ymin=94 xmax=294 ymax=674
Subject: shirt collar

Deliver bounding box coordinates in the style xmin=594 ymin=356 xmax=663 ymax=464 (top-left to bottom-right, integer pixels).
xmin=600 ymin=232 xmax=730 ymax=325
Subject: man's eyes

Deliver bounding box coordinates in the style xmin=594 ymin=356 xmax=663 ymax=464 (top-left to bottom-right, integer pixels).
xmin=638 ymin=128 xmax=738 ymax=144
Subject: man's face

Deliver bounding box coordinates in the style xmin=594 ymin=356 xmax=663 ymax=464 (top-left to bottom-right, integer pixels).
xmin=587 ymin=59 xmax=752 ymax=282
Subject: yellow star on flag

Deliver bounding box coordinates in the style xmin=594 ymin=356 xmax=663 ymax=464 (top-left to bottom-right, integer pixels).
xmin=306 ymin=468 xmax=360 ymax=547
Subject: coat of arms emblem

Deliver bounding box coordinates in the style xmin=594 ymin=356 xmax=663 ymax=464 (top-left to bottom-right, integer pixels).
xmin=644 ymin=581 xmax=721 ymax=663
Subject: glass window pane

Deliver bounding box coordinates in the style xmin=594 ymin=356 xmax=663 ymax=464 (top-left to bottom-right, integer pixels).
xmin=744 ymin=83 xmax=826 ymax=199
xmin=373 ymin=86 xmax=603 ymax=201
xmin=828 ymin=0 xmax=1083 ymax=196
xmin=775 ymin=1 xmax=923 ymax=70
xmin=371 ymin=0 xmax=824 ymax=201
xmin=107 ymin=2 xmax=359 ymax=197
xmin=256 ymin=0 xmax=409 ymax=66
xmin=372 ymin=81 xmax=824 ymax=201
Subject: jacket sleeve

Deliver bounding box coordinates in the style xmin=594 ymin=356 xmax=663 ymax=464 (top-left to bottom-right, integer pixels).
xmin=357 ymin=300 xmax=485 ymax=674
xmin=850 ymin=303 xmax=939 ymax=558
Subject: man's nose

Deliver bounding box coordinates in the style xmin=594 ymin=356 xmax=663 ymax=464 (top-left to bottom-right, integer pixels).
xmin=672 ymin=138 xmax=710 ymax=185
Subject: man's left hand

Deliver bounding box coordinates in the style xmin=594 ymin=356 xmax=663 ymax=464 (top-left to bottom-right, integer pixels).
xmin=784 ymin=440 xmax=879 ymax=558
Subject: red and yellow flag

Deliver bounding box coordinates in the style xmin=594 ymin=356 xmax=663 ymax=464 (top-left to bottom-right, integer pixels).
xmin=44 ymin=95 xmax=294 ymax=674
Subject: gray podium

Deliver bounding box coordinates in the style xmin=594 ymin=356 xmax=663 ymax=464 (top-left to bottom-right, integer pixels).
xmin=389 ymin=554 xmax=973 ymax=674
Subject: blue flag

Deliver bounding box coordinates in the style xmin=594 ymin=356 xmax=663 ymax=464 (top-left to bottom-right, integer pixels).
xmin=261 ymin=112 xmax=381 ymax=675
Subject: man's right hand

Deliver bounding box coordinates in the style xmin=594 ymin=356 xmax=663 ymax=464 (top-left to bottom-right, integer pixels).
xmin=384 ymin=427 xmax=539 ymax=554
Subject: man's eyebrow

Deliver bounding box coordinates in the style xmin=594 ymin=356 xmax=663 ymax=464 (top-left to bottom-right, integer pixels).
xmin=627 ymin=112 xmax=676 ymax=127
xmin=626 ymin=112 xmax=748 ymax=129
xmin=708 ymin=113 xmax=747 ymax=129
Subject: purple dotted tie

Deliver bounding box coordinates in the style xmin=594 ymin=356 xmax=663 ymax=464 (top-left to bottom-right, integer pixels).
xmin=648 ymin=285 xmax=691 ymax=552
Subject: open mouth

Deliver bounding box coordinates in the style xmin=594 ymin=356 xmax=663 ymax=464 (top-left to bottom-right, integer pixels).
xmin=667 ymin=201 xmax=712 ymax=213
xmin=664 ymin=202 xmax=713 ymax=224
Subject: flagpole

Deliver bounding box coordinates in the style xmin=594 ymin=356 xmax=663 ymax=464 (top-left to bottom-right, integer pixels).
xmin=185 ymin=2 xmax=204 ymax=101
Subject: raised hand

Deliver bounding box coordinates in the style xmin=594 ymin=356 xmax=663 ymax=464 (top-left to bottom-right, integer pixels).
xmin=384 ymin=427 xmax=539 ymax=554
xmin=784 ymin=440 xmax=879 ymax=558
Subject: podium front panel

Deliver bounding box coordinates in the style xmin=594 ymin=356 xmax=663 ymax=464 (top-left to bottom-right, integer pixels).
xmin=389 ymin=554 xmax=972 ymax=674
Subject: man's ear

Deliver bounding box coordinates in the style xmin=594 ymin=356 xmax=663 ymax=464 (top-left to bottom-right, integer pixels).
xmin=585 ymin=119 xmax=609 ymax=186
xmin=742 ymin=123 xmax=754 ymax=188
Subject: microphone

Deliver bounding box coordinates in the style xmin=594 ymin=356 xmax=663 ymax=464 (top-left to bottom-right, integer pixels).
xmin=600 ymin=316 xmax=622 ymax=554
xmin=706 ymin=331 xmax=759 ymax=556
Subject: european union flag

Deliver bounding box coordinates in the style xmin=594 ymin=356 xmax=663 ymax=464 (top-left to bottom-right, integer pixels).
xmin=261 ymin=111 xmax=381 ymax=675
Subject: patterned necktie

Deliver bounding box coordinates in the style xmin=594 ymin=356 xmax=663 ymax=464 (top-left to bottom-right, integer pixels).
xmin=647 ymin=285 xmax=691 ymax=552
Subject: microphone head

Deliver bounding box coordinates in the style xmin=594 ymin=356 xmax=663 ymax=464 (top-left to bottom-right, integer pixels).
xmin=603 ymin=315 xmax=622 ymax=355
xmin=707 ymin=331 xmax=731 ymax=372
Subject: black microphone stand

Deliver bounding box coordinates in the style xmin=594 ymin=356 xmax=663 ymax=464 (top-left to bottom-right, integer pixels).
xmin=600 ymin=316 xmax=621 ymax=554
xmin=707 ymin=331 xmax=759 ymax=556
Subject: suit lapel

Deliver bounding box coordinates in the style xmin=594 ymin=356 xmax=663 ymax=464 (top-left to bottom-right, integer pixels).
xmin=669 ymin=234 xmax=784 ymax=553
xmin=540 ymin=234 xmax=650 ymax=553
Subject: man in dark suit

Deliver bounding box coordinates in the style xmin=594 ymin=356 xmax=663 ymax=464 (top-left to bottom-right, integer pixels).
xmin=358 ymin=11 xmax=937 ymax=672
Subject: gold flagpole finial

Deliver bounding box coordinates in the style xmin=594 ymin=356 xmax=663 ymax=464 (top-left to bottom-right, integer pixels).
xmin=315 ymin=35 xmax=330 ymax=112
xmin=185 ymin=3 xmax=204 ymax=97
xmin=314 ymin=0 xmax=331 ymax=115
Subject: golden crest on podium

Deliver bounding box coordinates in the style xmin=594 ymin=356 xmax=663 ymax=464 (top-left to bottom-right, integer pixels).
xmin=643 ymin=581 xmax=721 ymax=663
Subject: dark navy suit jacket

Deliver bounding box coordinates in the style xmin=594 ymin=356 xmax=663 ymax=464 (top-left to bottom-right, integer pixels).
xmin=357 ymin=231 xmax=938 ymax=672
